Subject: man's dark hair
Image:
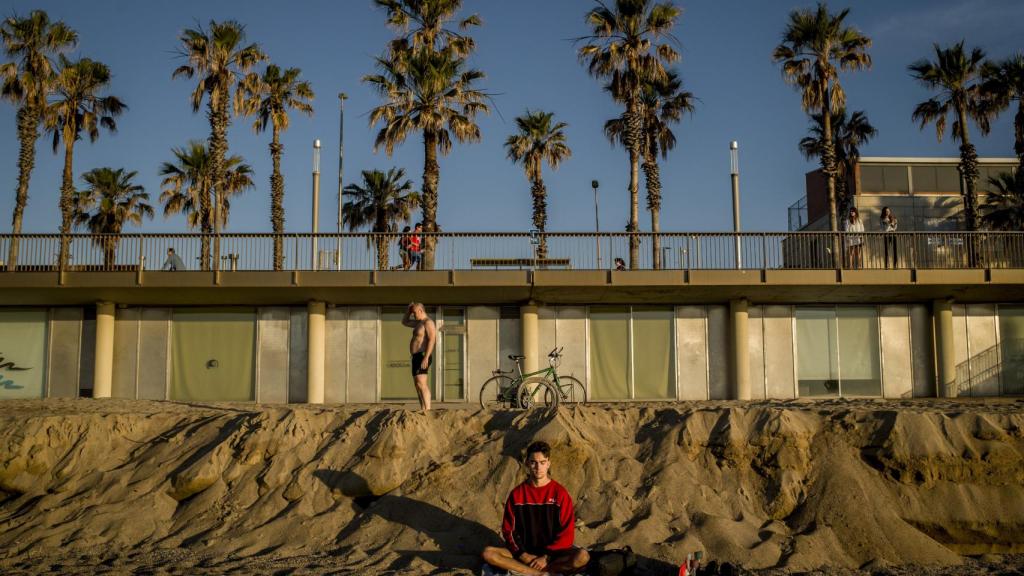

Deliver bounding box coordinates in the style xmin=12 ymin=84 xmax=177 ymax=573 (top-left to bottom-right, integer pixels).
xmin=415 ymin=222 xmax=423 ymax=229
xmin=525 ymin=441 xmax=551 ymax=460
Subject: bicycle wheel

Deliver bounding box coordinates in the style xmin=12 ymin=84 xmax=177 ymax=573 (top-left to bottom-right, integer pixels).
xmin=547 ymin=375 xmax=587 ymax=406
xmin=518 ymin=376 xmax=559 ymax=410
xmin=479 ymin=374 xmax=516 ymax=409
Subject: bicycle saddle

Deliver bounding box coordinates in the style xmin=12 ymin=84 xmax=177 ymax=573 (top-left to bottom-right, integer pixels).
xmin=508 ymin=354 xmax=526 ymax=361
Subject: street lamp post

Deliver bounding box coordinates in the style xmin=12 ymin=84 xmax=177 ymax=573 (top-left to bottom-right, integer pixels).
xmin=730 ymin=141 xmax=741 ymax=269
xmin=312 ymin=139 xmax=321 ymax=270
xmin=336 ymin=92 xmax=347 ymax=270
xmin=591 ymin=179 xmax=602 ymax=269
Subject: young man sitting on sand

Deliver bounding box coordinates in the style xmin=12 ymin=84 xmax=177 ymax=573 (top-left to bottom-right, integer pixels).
xmin=481 ymin=441 xmax=590 ymax=576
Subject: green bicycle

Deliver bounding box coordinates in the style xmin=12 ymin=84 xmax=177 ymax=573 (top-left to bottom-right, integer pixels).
xmin=478 ymin=347 xmax=587 ymax=409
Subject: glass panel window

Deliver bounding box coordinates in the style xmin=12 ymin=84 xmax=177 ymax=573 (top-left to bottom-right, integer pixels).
xmin=632 ymin=307 xmax=674 ymax=399
xmin=934 ymin=166 xmax=961 ymax=192
xmin=796 ymin=308 xmax=840 ymax=396
xmin=860 ymin=165 xmax=885 ymax=192
xmin=589 ymin=307 xmax=630 ymax=400
xmin=883 ymin=166 xmax=910 ymax=192
xmin=912 ymin=165 xmax=937 ymax=192
xmin=837 ymin=307 xmax=882 ymax=396
xmin=999 ymin=306 xmax=1024 ymax=395
xmin=380 ymin=307 xmax=435 ymax=400
xmin=0 ymin=309 xmax=48 ymax=399
xmin=171 ymin=308 xmax=255 ymax=401
xmin=442 ymin=309 xmax=465 ymax=401
xmin=796 ymin=306 xmax=881 ymax=397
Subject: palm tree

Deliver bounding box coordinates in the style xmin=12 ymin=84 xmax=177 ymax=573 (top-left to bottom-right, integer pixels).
xmin=799 ymin=108 xmax=877 ymax=217
xmin=1 ymin=10 xmax=76 ymax=270
xmin=909 ymin=42 xmax=994 ymax=233
xmin=159 ymin=141 xmax=254 ymax=269
xmin=578 ymin=0 xmax=682 ymax=269
xmin=981 ymin=172 xmax=1024 ymax=231
xmin=364 ymin=46 xmax=488 ymax=270
xmin=241 ymin=64 xmax=314 ymax=270
xmin=173 ymin=20 xmax=265 ymax=271
xmin=505 ymin=110 xmax=571 ymax=259
xmin=773 ymin=2 xmax=872 ymax=243
xmin=606 ymin=71 xmax=694 ymax=269
xmin=342 ymin=168 xmax=420 ymax=270
xmin=982 ymin=53 xmax=1024 ymax=175
xmin=373 ymin=0 xmax=480 ymax=56
xmin=44 ymin=56 xmax=126 ymax=269
xmin=71 ymin=167 xmax=153 ymax=268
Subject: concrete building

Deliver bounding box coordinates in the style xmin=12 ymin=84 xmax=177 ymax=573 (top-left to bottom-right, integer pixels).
xmin=788 ymin=157 xmax=1018 ymax=232
xmin=1 ymin=230 xmax=1023 ymax=403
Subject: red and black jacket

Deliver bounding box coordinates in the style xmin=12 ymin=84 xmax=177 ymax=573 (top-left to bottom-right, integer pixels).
xmin=501 ymin=479 xmax=575 ymax=556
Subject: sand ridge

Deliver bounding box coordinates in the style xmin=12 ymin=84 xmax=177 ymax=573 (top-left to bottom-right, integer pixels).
xmin=0 ymin=398 xmax=1022 ymax=575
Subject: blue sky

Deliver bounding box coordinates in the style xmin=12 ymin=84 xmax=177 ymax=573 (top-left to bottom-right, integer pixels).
xmin=1 ymin=0 xmax=1021 ymax=234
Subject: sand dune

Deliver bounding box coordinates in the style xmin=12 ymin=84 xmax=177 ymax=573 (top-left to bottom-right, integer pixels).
xmin=0 ymin=398 xmax=1022 ymax=575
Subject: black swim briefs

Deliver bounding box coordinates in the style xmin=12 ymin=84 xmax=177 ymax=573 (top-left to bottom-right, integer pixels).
xmin=411 ymin=352 xmax=432 ymax=377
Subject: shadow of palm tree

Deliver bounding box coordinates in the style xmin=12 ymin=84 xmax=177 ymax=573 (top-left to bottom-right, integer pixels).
xmin=314 ymin=470 xmax=502 ymax=572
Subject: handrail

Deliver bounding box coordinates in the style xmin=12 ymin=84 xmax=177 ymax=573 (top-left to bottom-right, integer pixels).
xmin=1 ymin=231 xmax=1022 ymax=272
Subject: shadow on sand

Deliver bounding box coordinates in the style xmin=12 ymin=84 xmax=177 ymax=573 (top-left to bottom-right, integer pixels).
xmin=314 ymin=470 xmax=502 ymax=572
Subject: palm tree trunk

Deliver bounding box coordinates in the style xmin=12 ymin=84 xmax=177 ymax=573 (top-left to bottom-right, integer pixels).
xmin=643 ymin=153 xmax=662 ymax=270
xmin=103 ymin=237 xmax=117 ymax=270
xmin=422 ymin=131 xmax=440 ymax=270
xmin=8 ymin=107 xmax=40 ymax=271
xmin=821 ymin=85 xmax=841 ymax=268
xmin=270 ymin=126 xmax=285 ymax=271
xmin=1014 ymin=100 xmax=1023 ymax=175
xmin=57 ymin=131 xmax=76 ymax=270
xmin=625 ymin=102 xmax=643 ymax=269
xmin=955 ymin=103 xmax=981 ymax=267
xmin=208 ymin=94 xmax=230 ymax=272
xmin=530 ymin=176 xmax=548 ymax=260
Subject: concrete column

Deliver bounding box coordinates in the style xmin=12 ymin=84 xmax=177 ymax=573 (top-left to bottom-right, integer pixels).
xmin=93 ymin=301 xmax=115 ymax=398
xmin=730 ymin=298 xmax=751 ymax=401
xmin=521 ymin=302 xmax=539 ymax=374
xmin=933 ymin=298 xmax=956 ymax=398
xmin=307 ymin=301 xmax=326 ymax=404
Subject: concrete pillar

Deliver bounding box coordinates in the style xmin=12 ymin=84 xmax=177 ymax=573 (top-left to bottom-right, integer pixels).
xmin=933 ymin=298 xmax=956 ymax=398
xmin=307 ymin=301 xmax=326 ymax=404
xmin=93 ymin=301 xmax=115 ymax=398
xmin=521 ymin=302 xmax=539 ymax=374
xmin=730 ymin=298 xmax=751 ymax=401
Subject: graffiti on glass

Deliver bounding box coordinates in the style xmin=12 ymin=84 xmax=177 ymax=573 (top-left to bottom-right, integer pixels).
xmin=0 ymin=352 xmax=31 ymax=390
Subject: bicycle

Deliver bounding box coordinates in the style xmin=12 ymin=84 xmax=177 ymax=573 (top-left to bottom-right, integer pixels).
xmin=478 ymin=347 xmax=587 ymax=409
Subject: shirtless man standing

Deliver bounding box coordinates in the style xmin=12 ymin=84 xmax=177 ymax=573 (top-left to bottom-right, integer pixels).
xmin=402 ymin=302 xmax=435 ymax=411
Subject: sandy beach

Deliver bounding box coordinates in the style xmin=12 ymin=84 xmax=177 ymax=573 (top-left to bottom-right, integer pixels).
xmin=1 ymin=398 xmax=1022 ymax=575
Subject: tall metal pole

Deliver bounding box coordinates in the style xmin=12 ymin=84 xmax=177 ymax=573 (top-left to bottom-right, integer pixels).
xmin=336 ymin=92 xmax=347 ymax=270
xmin=312 ymin=139 xmax=321 ymax=270
xmin=591 ymin=180 xmax=602 ymax=269
xmin=730 ymin=141 xmax=741 ymax=269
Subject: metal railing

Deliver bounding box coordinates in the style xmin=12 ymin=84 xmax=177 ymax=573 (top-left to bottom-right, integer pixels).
xmin=1 ymin=231 xmax=1023 ymax=272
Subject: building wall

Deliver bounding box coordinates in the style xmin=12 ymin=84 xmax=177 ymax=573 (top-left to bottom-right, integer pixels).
xmin=347 ymin=307 xmax=378 ymax=403
xmin=467 ymin=306 xmax=498 ymax=405
xmin=12 ymin=301 xmax=1024 ymax=403
xmin=880 ymin=305 xmax=914 ymax=399
xmin=676 ymin=306 xmax=709 ymax=400
xmin=47 ymin=307 xmax=83 ymax=398
xmin=257 ymin=307 xmax=290 ymax=404
xmin=325 ymin=307 xmax=349 ymax=403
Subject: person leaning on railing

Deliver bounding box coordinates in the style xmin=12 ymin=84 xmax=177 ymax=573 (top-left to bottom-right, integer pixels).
xmin=844 ymin=207 xmax=864 ymax=269
xmin=881 ymin=206 xmax=898 ymax=268
xmin=161 ymin=248 xmax=185 ymax=271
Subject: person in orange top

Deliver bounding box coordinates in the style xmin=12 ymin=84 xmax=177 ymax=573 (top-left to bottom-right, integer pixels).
xmin=481 ymin=441 xmax=589 ymax=576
